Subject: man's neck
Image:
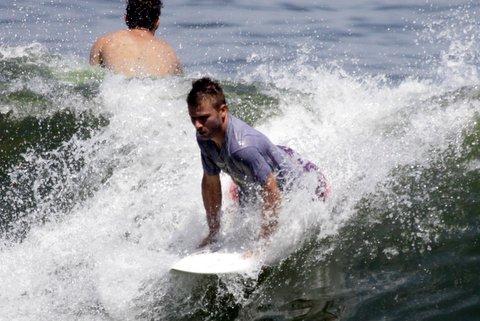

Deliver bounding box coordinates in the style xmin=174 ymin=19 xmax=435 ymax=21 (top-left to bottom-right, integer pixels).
xmin=129 ymin=27 xmax=156 ymax=36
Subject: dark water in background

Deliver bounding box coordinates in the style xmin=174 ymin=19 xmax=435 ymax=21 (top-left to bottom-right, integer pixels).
xmin=1 ymin=1 xmax=480 ymax=321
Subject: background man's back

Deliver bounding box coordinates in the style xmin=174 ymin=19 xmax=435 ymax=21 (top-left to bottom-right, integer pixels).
xmin=89 ymin=0 xmax=181 ymax=77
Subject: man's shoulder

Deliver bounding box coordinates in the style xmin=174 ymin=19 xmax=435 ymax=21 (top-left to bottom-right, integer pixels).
xmin=229 ymin=115 xmax=258 ymax=138
xmin=152 ymin=36 xmax=172 ymax=46
xmin=92 ymin=30 xmax=124 ymax=47
xmin=151 ymin=37 xmax=178 ymax=57
xmin=104 ymin=30 xmax=136 ymax=43
xmin=229 ymin=116 xmax=269 ymax=148
xmin=90 ymin=31 xmax=122 ymax=65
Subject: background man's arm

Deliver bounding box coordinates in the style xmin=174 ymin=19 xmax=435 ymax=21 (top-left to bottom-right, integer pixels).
xmin=199 ymin=172 xmax=222 ymax=247
xmin=173 ymin=60 xmax=184 ymax=75
xmin=259 ymin=173 xmax=281 ymax=240
xmin=164 ymin=43 xmax=183 ymax=75
xmin=89 ymin=37 xmax=106 ymax=66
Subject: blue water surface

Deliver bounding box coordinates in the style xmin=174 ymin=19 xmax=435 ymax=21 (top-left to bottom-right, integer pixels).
xmin=1 ymin=0 xmax=478 ymax=79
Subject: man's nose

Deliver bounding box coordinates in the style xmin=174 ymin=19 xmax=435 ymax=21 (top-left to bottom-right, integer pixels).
xmin=194 ymin=119 xmax=202 ymax=130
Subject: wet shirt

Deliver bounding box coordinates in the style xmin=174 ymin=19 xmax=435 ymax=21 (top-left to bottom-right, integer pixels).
xmin=196 ymin=114 xmax=299 ymax=193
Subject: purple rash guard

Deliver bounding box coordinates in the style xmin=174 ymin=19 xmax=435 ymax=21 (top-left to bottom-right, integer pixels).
xmin=197 ymin=114 xmax=329 ymax=200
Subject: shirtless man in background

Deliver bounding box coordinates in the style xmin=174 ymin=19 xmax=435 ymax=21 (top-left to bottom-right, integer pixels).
xmin=90 ymin=0 xmax=182 ymax=77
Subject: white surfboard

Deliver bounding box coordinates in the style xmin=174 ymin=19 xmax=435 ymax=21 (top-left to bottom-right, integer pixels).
xmin=171 ymin=252 xmax=256 ymax=274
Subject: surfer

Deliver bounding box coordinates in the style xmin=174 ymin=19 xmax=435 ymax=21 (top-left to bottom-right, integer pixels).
xmin=89 ymin=0 xmax=182 ymax=77
xmin=187 ymin=77 xmax=329 ymax=248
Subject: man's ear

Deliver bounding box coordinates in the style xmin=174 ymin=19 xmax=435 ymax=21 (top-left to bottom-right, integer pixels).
xmin=219 ymin=104 xmax=228 ymax=120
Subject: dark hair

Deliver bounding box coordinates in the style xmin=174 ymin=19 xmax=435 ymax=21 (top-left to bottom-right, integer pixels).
xmin=125 ymin=0 xmax=163 ymax=30
xmin=187 ymin=77 xmax=227 ymax=110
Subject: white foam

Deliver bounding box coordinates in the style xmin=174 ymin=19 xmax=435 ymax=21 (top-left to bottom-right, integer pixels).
xmin=1 ymin=39 xmax=479 ymax=320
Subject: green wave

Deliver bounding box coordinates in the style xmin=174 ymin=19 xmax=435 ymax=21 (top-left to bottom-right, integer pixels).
xmin=245 ymin=117 xmax=480 ymax=321
xmin=223 ymin=81 xmax=280 ymax=126
xmin=0 ymin=110 xmax=109 ymax=241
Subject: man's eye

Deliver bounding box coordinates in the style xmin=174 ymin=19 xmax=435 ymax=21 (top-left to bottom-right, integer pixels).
xmin=191 ymin=116 xmax=207 ymax=123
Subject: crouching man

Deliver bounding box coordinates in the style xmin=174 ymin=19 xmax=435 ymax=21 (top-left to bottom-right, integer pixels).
xmin=187 ymin=77 xmax=329 ymax=248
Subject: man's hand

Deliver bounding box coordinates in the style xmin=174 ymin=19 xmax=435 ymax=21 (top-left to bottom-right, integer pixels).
xmin=198 ymin=230 xmax=218 ymax=248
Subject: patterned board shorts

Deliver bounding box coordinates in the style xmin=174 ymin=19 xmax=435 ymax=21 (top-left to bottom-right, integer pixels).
xmin=277 ymin=145 xmax=330 ymax=201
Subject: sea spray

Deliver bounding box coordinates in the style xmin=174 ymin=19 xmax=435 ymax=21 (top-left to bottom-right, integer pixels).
xmin=1 ymin=3 xmax=479 ymax=318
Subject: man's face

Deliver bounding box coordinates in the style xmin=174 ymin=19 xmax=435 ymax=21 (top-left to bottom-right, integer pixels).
xmin=188 ymin=101 xmax=226 ymax=139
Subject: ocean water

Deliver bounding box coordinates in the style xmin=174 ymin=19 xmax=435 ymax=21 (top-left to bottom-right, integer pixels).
xmin=0 ymin=1 xmax=479 ymax=321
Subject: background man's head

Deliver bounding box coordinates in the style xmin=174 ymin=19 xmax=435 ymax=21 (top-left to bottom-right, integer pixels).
xmin=187 ymin=77 xmax=227 ymax=111
xmin=125 ymin=0 xmax=163 ymax=30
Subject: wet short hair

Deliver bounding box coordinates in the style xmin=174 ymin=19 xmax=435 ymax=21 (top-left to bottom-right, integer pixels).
xmin=125 ymin=0 xmax=163 ymax=30
xmin=187 ymin=77 xmax=227 ymax=110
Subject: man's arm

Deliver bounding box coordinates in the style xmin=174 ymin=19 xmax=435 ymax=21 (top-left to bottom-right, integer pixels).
xmin=164 ymin=43 xmax=183 ymax=75
xmin=232 ymin=147 xmax=282 ymax=241
xmin=173 ymin=60 xmax=184 ymax=75
xmin=89 ymin=37 xmax=106 ymax=66
xmin=199 ymin=172 xmax=222 ymax=247
xmin=259 ymin=173 xmax=282 ymax=240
